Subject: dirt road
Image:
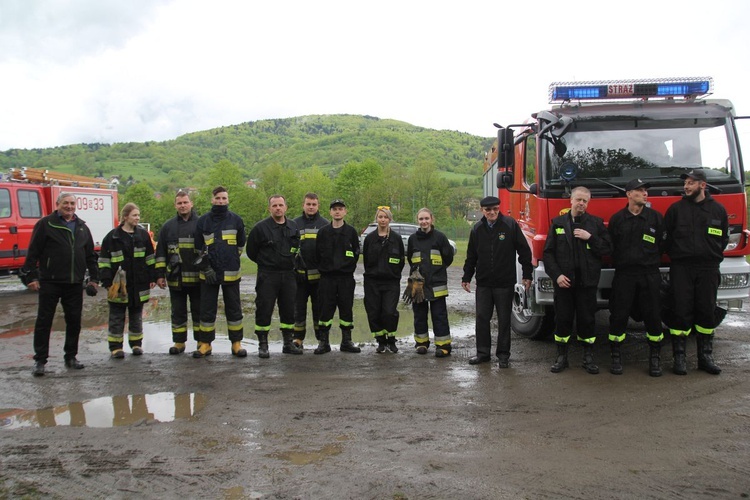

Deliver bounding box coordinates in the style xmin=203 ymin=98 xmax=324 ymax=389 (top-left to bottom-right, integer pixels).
xmin=1 ymin=267 xmax=749 ymax=499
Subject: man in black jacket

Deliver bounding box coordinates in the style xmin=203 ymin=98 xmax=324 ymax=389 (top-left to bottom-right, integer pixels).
xmin=462 ymin=196 xmax=532 ymax=368
xmin=664 ymin=169 xmax=728 ymax=375
xmin=21 ymin=192 xmax=99 ymax=376
xmin=543 ymin=186 xmax=612 ymax=374
xmin=313 ymin=199 xmax=360 ymax=354
xmin=247 ymin=194 xmax=302 ymax=358
xmin=156 ymin=190 xmax=201 ymax=355
xmin=608 ymin=179 xmax=665 ymax=376
xmin=292 ymin=193 xmax=329 ymax=349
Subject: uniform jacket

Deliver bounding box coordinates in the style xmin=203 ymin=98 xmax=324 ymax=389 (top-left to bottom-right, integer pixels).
xmin=315 ymin=221 xmax=359 ymax=276
xmin=194 ymin=206 xmax=246 ymax=283
xmin=407 ymin=227 xmax=453 ymax=300
xmin=543 ymin=211 xmax=611 ymax=288
xmin=664 ymin=192 xmax=728 ymax=268
xmin=246 ymin=216 xmax=300 ymax=273
xmin=462 ymin=215 xmax=532 ymax=288
xmin=23 ymin=211 xmax=98 ymax=285
xmin=609 ymin=205 xmax=664 ymax=274
xmin=362 ymin=228 xmax=405 ymax=282
xmin=99 ymin=225 xmax=157 ymax=305
xmin=155 ymin=210 xmax=200 ymax=289
xmin=292 ymin=211 xmax=329 ymax=281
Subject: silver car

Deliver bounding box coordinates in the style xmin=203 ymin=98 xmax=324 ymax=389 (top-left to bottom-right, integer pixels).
xmin=359 ymin=222 xmax=457 ymax=255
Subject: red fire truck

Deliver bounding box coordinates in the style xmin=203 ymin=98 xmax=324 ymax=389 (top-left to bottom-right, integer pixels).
xmin=0 ymin=167 xmax=119 ymax=277
xmin=484 ymin=77 xmax=750 ymax=339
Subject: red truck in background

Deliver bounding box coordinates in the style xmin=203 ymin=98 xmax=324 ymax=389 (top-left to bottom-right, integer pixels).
xmin=484 ymin=77 xmax=750 ymax=339
xmin=0 ymin=167 xmax=119 ymax=277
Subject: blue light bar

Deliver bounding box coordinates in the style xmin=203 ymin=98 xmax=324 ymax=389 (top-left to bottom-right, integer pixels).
xmin=549 ymin=77 xmax=714 ymax=102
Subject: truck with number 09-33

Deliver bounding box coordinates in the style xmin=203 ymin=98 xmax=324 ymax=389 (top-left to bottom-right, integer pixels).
xmin=485 ymin=77 xmax=750 ymax=339
xmin=0 ymin=167 xmax=119 ymax=277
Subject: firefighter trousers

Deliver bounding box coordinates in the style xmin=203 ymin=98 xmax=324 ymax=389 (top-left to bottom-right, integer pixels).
xmin=317 ymin=274 xmax=355 ymax=333
xmin=413 ymin=297 xmax=451 ymax=351
xmin=294 ymin=279 xmax=321 ymax=340
xmin=255 ymin=270 xmax=296 ymax=335
xmin=669 ymin=263 xmax=720 ymax=335
xmin=553 ymin=285 xmax=597 ymax=342
xmin=363 ymin=278 xmax=400 ymax=337
xmin=609 ymin=271 xmax=663 ymax=342
xmin=169 ymin=286 xmax=201 ymax=344
xmin=199 ymin=281 xmax=243 ymax=343
xmin=107 ymin=302 xmax=144 ymax=351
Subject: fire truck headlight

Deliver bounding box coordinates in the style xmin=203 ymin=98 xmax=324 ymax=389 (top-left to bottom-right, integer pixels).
xmin=725 ymin=228 xmax=742 ymax=251
xmin=720 ymin=273 xmax=749 ymax=289
xmin=538 ymin=277 xmax=555 ymax=293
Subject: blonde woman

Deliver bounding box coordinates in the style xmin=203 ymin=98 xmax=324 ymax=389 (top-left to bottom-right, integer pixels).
xmin=362 ymin=206 xmax=405 ymax=352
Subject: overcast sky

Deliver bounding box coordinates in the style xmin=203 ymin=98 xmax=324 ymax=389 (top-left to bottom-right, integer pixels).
xmin=1 ymin=0 xmax=749 ymax=151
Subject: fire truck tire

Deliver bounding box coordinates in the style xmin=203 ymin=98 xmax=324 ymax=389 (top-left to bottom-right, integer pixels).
xmin=511 ymin=307 xmax=555 ymax=340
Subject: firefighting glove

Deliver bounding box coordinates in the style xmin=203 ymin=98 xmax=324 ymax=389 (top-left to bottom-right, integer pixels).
xmin=410 ymin=269 xmax=425 ymax=304
xmin=85 ymin=282 xmax=98 ymax=296
xmin=203 ymin=267 xmax=218 ymax=286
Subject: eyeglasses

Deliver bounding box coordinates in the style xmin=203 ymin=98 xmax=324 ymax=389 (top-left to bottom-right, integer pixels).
xmin=377 ymin=205 xmax=390 ymax=210
xmin=482 ymin=206 xmax=500 ymax=212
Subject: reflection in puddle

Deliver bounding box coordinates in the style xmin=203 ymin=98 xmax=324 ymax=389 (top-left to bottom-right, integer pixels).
xmin=0 ymin=392 xmax=204 ymax=430
xmin=449 ymin=365 xmax=480 ymax=389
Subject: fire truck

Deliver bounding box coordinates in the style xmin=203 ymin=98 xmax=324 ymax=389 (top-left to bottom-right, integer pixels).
xmin=484 ymin=77 xmax=750 ymax=339
xmin=0 ymin=167 xmax=119 ymax=277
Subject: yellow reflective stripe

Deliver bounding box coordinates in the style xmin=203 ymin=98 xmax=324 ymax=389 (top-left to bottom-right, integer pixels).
xmin=414 ymin=332 xmax=429 ymax=341
xmin=300 ymin=232 xmax=318 ymax=239
xmin=339 ymin=320 xmax=354 ymax=327
xmin=577 ymin=336 xmax=595 ymax=344
xmin=695 ymin=324 xmax=715 ymax=335
xmin=430 ymin=249 xmax=442 ymax=265
xmin=107 ymin=335 xmax=123 ymax=342
xmin=201 ymin=321 xmax=215 ymax=330
xmin=433 ymin=285 xmax=448 ymax=297
xmin=643 ymin=234 xmax=655 ymax=244
xmin=279 ymin=322 xmax=295 ymax=330
xmin=146 ymin=255 xmax=156 ymax=265
xmin=203 ymin=233 xmax=214 ymax=245
xmin=129 ymin=333 xmax=144 ymax=342
xmin=556 ymin=227 xmax=565 ymax=234
xmin=388 ymin=257 xmax=400 ymax=264
xmin=255 ymin=324 xmax=271 ymax=332
xmin=372 ymin=329 xmax=387 ymax=338
xmin=669 ymin=328 xmax=690 ymax=337
xmin=345 ymin=250 xmax=354 ymax=257
xmin=138 ymin=290 xmax=150 ymax=302
xmin=319 ymin=319 xmax=334 ymax=327
xmin=708 ymin=227 xmax=722 ymax=236
xmin=608 ymin=333 xmax=626 ymax=342
xmin=434 ymin=335 xmax=451 ymax=346
xmin=646 ymin=332 xmax=664 ymax=342
xmin=227 ymin=322 xmax=243 ymax=331
xmin=554 ymin=335 xmax=570 ymax=343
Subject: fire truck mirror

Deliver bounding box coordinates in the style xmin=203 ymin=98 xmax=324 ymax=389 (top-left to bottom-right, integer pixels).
xmin=497 ymin=127 xmax=515 ymax=169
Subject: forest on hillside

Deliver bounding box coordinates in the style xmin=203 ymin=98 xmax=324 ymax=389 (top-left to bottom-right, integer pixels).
xmin=0 ymin=114 xmax=494 ymax=234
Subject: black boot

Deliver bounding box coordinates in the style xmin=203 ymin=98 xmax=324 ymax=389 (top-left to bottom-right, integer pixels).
xmin=386 ymin=337 xmax=399 ymax=353
xmin=375 ymin=335 xmax=387 ymax=353
xmin=550 ymin=343 xmax=569 ymax=373
xmin=314 ymin=330 xmax=331 ymax=354
xmin=648 ymin=341 xmax=662 ymax=377
xmin=282 ymin=331 xmax=303 ymax=355
xmin=32 ymin=361 xmax=45 ymax=377
xmin=340 ymin=329 xmax=361 ymax=353
xmin=697 ymin=334 xmax=721 ymax=375
xmin=610 ymin=342 xmax=623 ymax=375
xmin=257 ymin=332 xmax=270 ymax=359
xmin=672 ymin=336 xmax=687 ymax=375
xmin=582 ymin=343 xmax=599 ymax=374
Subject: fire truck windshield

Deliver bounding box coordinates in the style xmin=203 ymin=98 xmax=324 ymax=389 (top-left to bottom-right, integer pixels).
xmin=541 ymin=115 xmax=742 ymax=195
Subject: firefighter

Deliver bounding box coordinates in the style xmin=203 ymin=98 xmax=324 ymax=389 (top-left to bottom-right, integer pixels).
xmin=461 ymin=197 xmax=532 ymax=367
xmin=543 ymin=186 xmax=612 ymax=374
xmin=362 ymin=206 xmax=405 ymax=353
xmin=407 ymin=208 xmax=454 ymax=358
xmin=313 ymin=199 xmax=360 ymax=354
xmin=246 ymin=194 xmax=302 ymax=358
xmin=193 ymin=187 xmax=247 ymax=358
xmin=608 ymin=179 xmax=665 ymax=376
xmin=99 ymin=203 xmax=157 ymax=358
xmin=155 ymin=190 xmax=201 ymax=355
xmin=664 ymin=169 xmax=728 ymax=375
xmin=291 ymin=193 xmax=329 ymax=349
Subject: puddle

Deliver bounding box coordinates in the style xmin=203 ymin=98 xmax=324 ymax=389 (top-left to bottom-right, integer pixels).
xmin=0 ymin=392 xmax=204 ymax=430
xmin=267 ymin=443 xmax=343 ymax=465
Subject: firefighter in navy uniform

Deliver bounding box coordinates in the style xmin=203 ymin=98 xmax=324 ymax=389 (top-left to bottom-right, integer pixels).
xmin=543 ymin=186 xmax=612 ymax=374
xmin=193 ymin=186 xmax=247 ymax=358
xmin=247 ymin=194 xmax=302 ymax=358
xmin=291 ymin=193 xmax=329 ymax=349
xmin=664 ymin=168 xmax=728 ymax=375
xmin=313 ymin=199 xmax=361 ymax=354
xmin=155 ymin=190 xmax=201 ymax=355
xmin=608 ymin=179 xmax=665 ymax=376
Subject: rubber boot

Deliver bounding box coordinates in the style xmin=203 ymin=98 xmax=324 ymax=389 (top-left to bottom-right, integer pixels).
xmin=550 ymin=343 xmax=569 ymax=373
xmin=231 ymin=341 xmax=247 ymax=358
xmin=169 ymin=342 xmax=186 ymax=355
xmin=340 ymin=329 xmax=360 ymax=353
xmin=282 ymin=331 xmax=303 ymax=355
xmin=648 ymin=341 xmax=662 ymax=377
xmin=192 ymin=341 xmax=212 ymax=358
xmin=697 ymin=334 xmax=721 ymax=375
xmin=257 ymin=332 xmax=270 ymax=359
xmin=375 ymin=335 xmax=387 ymax=353
xmin=293 ymin=331 xmax=304 ymax=349
xmin=582 ymin=343 xmax=599 ymax=374
xmin=610 ymin=342 xmax=623 ymax=375
xmin=386 ymin=336 xmax=399 ymax=353
xmin=314 ymin=330 xmax=332 ymax=354
xmin=672 ymin=336 xmax=687 ymax=375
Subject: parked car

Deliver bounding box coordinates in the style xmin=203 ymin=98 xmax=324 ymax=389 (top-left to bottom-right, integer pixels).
xmin=359 ymin=222 xmax=457 ymax=255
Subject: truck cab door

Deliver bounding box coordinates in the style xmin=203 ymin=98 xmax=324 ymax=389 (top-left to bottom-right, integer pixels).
xmin=0 ymin=187 xmax=19 ymax=271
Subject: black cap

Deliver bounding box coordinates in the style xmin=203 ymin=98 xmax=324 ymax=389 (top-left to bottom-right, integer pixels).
xmin=625 ymin=178 xmax=651 ymax=191
xmin=480 ymin=196 xmax=500 ymax=207
xmin=330 ymin=199 xmax=346 ymax=208
xmin=680 ymin=169 xmax=707 ymax=182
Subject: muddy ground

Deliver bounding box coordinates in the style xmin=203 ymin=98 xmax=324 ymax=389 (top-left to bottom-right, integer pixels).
xmin=1 ymin=266 xmax=749 ymax=499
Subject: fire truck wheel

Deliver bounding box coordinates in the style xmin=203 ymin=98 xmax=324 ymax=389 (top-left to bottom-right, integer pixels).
xmin=511 ymin=307 xmax=555 ymax=340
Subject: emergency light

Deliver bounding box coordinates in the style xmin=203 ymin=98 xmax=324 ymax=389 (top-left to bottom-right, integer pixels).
xmin=549 ymin=77 xmax=713 ymax=103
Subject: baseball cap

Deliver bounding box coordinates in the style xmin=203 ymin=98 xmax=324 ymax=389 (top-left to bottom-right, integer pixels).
xmin=624 ymin=179 xmax=651 ymax=191
xmin=330 ymin=199 xmax=346 ymax=208
xmin=680 ymin=169 xmax=707 ymax=182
